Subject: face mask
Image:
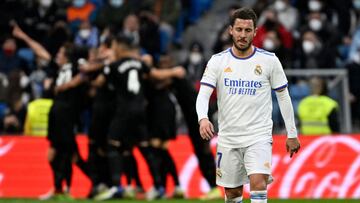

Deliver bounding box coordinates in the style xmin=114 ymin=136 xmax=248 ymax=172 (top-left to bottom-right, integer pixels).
xmin=274 ymin=0 xmax=286 ymax=11
xmin=73 ymin=0 xmax=86 ymax=8
xmin=354 ymin=0 xmax=360 ymax=9
xmin=263 ymin=39 xmax=275 ymax=51
xmin=40 ymin=0 xmax=53 ymax=7
xmin=309 ymin=19 xmax=322 ymax=31
xmin=79 ymin=29 xmax=91 ymax=39
xmin=308 ymin=0 xmax=322 ymax=11
xmin=20 ymin=75 xmax=30 ymax=88
xmin=302 ymin=40 xmax=316 ymax=54
xmin=109 ymin=0 xmax=123 ymax=8
xmin=3 ymin=48 xmax=15 ymax=57
xmin=189 ymin=52 xmax=202 ymax=64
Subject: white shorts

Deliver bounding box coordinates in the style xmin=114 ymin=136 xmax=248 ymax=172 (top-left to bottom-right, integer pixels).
xmin=215 ymin=140 xmax=273 ymax=188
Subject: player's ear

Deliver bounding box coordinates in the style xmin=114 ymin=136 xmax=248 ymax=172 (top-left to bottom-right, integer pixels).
xmin=254 ymin=27 xmax=258 ymax=37
xmin=228 ymin=25 xmax=233 ymax=36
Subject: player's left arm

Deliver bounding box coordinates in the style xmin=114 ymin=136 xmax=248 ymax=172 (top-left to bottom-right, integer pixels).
xmin=275 ymin=87 xmax=300 ymax=157
xmin=271 ymin=56 xmax=300 ymax=157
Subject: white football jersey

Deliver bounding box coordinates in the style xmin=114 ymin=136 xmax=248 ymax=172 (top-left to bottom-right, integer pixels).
xmin=201 ymin=47 xmax=288 ymax=148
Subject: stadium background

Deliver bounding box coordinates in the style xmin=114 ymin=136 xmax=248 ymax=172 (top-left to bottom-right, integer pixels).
xmin=0 ymin=0 xmax=360 ymax=202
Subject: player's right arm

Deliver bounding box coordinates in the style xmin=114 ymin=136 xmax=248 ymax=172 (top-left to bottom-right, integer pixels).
xmin=196 ymin=85 xmax=215 ymax=140
xmin=12 ymin=24 xmax=51 ymax=62
xmin=196 ymin=55 xmax=219 ymax=140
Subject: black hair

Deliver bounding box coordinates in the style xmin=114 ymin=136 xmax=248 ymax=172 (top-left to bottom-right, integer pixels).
xmin=62 ymin=42 xmax=75 ymax=62
xmin=115 ymin=33 xmax=135 ymax=49
xmin=230 ymin=7 xmax=257 ymax=27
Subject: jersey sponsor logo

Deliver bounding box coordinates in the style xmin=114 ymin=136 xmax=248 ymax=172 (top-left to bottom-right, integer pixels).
xmin=224 ymin=67 xmax=232 ymax=72
xmin=255 ymin=65 xmax=262 ymax=76
xmin=224 ymin=78 xmax=262 ymax=95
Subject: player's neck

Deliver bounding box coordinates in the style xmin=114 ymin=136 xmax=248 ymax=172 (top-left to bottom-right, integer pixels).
xmin=231 ymin=45 xmax=254 ymax=58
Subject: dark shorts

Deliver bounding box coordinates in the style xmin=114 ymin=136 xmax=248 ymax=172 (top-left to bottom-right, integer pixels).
xmin=88 ymin=100 xmax=116 ymax=147
xmin=147 ymin=98 xmax=176 ymax=140
xmin=108 ymin=107 xmax=148 ymax=147
xmin=47 ymin=101 xmax=77 ymax=148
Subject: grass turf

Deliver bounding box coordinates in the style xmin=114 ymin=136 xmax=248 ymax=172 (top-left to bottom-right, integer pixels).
xmin=0 ymin=199 xmax=358 ymax=203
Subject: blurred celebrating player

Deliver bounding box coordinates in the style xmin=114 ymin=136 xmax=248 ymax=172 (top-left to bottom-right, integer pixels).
xmin=196 ymin=7 xmax=300 ymax=203
xmin=94 ymin=35 xmax=185 ymax=200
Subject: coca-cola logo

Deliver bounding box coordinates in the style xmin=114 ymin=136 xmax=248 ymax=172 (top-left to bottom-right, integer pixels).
xmin=278 ymin=136 xmax=360 ymax=198
xmin=0 ymin=138 xmax=15 ymax=190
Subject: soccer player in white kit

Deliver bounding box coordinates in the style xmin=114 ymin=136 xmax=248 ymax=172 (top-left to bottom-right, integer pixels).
xmin=196 ymin=8 xmax=300 ymax=203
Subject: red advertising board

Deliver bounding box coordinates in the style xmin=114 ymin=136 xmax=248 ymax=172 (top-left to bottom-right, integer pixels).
xmin=0 ymin=135 xmax=359 ymax=199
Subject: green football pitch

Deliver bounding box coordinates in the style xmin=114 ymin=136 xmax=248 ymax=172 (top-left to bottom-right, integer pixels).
xmin=0 ymin=199 xmax=359 ymax=203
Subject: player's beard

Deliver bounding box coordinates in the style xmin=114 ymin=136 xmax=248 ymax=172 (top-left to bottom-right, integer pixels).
xmin=233 ymin=36 xmax=252 ymax=53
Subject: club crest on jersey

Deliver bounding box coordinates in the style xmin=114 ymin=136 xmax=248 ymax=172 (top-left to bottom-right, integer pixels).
xmin=254 ymin=65 xmax=262 ymax=76
xmin=224 ymin=67 xmax=232 ymax=72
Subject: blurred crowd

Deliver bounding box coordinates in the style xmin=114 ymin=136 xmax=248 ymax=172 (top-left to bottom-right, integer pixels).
xmin=0 ymin=0 xmax=212 ymax=134
xmin=0 ymin=0 xmax=359 ymax=132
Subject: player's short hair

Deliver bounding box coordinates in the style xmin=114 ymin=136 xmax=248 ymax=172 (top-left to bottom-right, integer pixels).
xmin=230 ymin=7 xmax=257 ymax=28
xmin=62 ymin=42 xmax=75 ymax=62
xmin=115 ymin=33 xmax=135 ymax=49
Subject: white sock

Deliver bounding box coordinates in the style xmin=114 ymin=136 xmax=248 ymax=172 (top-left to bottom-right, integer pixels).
xmin=250 ymin=190 xmax=267 ymax=203
xmin=225 ymin=195 xmax=243 ymax=203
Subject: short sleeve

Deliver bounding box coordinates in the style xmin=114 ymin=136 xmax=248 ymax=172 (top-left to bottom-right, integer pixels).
xmin=200 ymin=56 xmax=219 ymax=89
xmin=270 ymin=56 xmax=288 ymax=90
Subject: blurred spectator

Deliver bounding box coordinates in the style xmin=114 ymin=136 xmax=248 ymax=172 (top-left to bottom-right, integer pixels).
xmin=212 ymin=4 xmax=240 ymax=54
xmin=262 ymin=30 xmax=292 ymax=68
xmin=337 ymin=35 xmax=352 ymax=66
xmin=348 ymin=25 xmax=360 ymax=63
xmin=327 ymin=0 xmax=353 ymax=36
xmin=301 ymin=11 xmax=340 ymax=47
xmin=183 ymin=41 xmax=206 ymax=85
xmin=296 ymin=0 xmax=353 ymax=37
xmin=0 ymin=0 xmax=27 ymax=40
xmin=138 ymin=10 xmax=161 ymax=60
xmin=293 ymin=30 xmax=336 ymax=69
xmin=345 ymin=52 xmax=360 ymax=126
xmin=23 ymin=98 xmax=53 ymax=136
xmin=22 ymin=0 xmax=66 ymax=44
xmin=43 ymin=21 xmax=72 ymax=57
xmin=298 ymin=77 xmax=339 ymax=135
xmin=95 ymin=0 xmax=140 ymax=30
xmin=268 ymin=0 xmax=299 ymax=32
xmin=74 ymin=20 xmax=99 ymax=48
xmin=3 ymin=70 xmax=28 ymax=134
xmin=0 ymin=73 xmax=9 ymax=131
xmin=120 ymin=14 xmax=141 ymax=46
xmin=141 ymin=0 xmax=181 ymax=53
xmin=67 ymin=0 xmax=97 ymax=32
xmin=0 ymin=37 xmax=29 ymax=75
xmin=254 ymin=9 xmax=293 ymax=50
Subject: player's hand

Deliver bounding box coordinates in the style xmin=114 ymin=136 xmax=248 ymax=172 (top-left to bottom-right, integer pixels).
xmin=79 ymin=63 xmax=90 ymax=73
xmin=199 ymin=118 xmax=215 ymax=140
xmin=286 ymin=137 xmax=301 ymax=158
xmin=12 ymin=24 xmax=28 ymax=40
